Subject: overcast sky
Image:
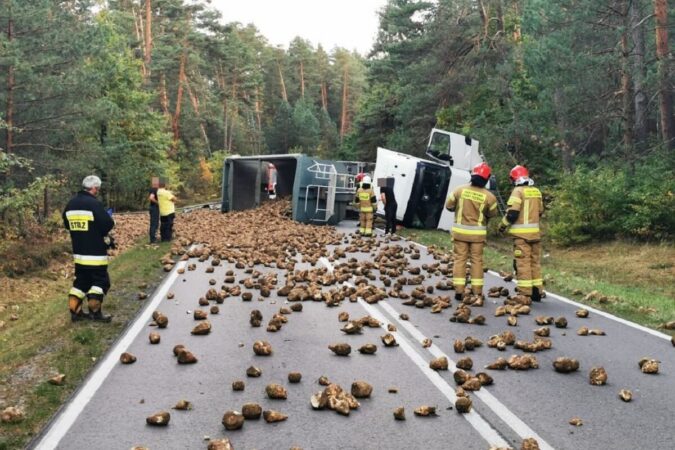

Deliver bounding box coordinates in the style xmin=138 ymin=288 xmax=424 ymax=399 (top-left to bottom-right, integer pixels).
xmin=210 ymin=0 xmax=388 ymax=55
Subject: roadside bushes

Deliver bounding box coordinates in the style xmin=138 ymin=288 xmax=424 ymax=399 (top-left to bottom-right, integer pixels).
xmin=548 ymin=156 xmax=675 ymax=245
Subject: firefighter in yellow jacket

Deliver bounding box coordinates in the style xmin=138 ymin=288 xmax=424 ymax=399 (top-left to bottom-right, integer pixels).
xmin=499 ymin=165 xmax=544 ymax=301
xmin=446 ymin=163 xmax=498 ymax=300
xmin=354 ymin=175 xmax=377 ymax=236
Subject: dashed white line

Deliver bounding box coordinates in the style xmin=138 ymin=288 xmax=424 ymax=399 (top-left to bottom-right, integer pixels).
xmin=33 ymin=257 xmax=189 ymax=450
xmin=321 ymin=256 xmax=512 ymax=448
xmin=378 ymin=301 xmax=555 ymax=450
xmin=358 ymin=299 xmax=511 ymax=448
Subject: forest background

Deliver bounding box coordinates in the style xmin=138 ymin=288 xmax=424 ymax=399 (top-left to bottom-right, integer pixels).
xmin=0 ymin=0 xmax=673 ymax=245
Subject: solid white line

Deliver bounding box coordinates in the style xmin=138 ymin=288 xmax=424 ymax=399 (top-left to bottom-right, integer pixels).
xmin=378 ymin=301 xmax=555 ymax=450
xmin=530 ymin=288 xmax=671 ymax=341
xmin=357 ymin=299 xmax=510 ymax=448
xmin=34 ymin=257 xmax=188 ymax=450
xmin=400 ymin=234 xmax=670 ymax=342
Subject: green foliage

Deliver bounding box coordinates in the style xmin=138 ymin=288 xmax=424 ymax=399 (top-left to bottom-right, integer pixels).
xmin=266 ymin=100 xmax=294 ymax=153
xmin=291 ymin=99 xmax=320 ymax=153
xmin=548 ymin=154 xmax=675 ymax=245
xmin=548 ymin=169 xmax=629 ymax=245
xmin=0 ymin=176 xmax=59 ymax=238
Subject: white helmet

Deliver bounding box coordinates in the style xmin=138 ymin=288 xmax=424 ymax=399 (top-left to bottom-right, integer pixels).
xmin=362 ymin=175 xmax=372 ymax=185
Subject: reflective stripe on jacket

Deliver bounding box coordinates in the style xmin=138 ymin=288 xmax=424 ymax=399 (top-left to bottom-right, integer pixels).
xmin=355 ymin=187 xmax=376 ymax=213
xmin=502 ymin=186 xmax=543 ymax=240
xmin=446 ymin=184 xmax=498 ymax=243
xmin=63 ymin=191 xmax=114 ymax=266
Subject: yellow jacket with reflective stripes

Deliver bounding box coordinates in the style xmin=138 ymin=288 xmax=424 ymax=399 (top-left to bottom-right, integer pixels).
xmin=502 ymin=185 xmax=544 ymax=240
xmin=446 ymin=184 xmax=498 ymax=243
xmin=354 ymin=186 xmax=377 ymax=213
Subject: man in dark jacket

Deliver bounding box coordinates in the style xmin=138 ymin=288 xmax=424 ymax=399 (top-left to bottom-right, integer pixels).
xmin=148 ymin=176 xmax=160 ymax=243
xmin=63 ymin=175 xmax=115 ymax=322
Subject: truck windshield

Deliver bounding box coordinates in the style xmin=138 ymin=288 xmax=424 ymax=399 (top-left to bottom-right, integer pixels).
xmin=426 ymin=131 xmax=451 ymax=162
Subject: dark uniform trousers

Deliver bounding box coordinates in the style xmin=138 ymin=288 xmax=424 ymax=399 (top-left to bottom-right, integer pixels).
xmin=71 ymin=265 xmax=111 ymax=302
xmin=149 ymin=206 xmax=160 ymax=243
xmin=160 ymin=213 xmax=175 ymax=242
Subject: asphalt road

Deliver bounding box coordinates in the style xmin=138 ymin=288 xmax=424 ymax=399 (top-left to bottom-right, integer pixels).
xmin=31 ymin=221 xmax=674 ymax=450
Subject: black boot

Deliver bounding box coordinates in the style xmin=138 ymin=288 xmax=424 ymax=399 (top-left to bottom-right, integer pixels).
xmin=454 ymin=292 xmax=463 ymax=301
xmin=71 ymin=310 xmax=90 ymax=322
xmin=531 ymin=287 xmax=542 ymax=302
xmin=88 ymin=298 xmax=113 ymax=323
xmin=69 ymin=294 xmax=89 ymax=322
xmin=90 ymin=309 xmax=113 ymax=322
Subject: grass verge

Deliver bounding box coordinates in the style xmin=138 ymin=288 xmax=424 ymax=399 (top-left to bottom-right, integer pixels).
xmin=398 ymin=228 xmax=675 ymax=333
xmin=0 ymin=242 xmax=172 ymax=450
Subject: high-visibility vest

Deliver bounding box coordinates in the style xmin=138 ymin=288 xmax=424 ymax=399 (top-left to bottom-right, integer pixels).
xmin=503 ymin=186 xmax=543 ymax=240
xmin=355 ymin=187 xmax=376 ymax=213
xmin=446 ymin=184 xmax=498 ymax=242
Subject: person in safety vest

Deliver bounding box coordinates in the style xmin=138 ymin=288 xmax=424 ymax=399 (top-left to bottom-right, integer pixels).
xmin=446 ymin=163 xmax=498 ymax=301
xmin=354 ymin=175 xmax=377 ymax=236
xmin=62 ymin=175 xmax=115 ymax=322
xmin=499 ymin=165 xmax=544 ymax=301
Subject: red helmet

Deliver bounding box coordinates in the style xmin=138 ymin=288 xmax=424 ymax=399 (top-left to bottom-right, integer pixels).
xmin=509 ymin=165 xmax=529 ymax=182
xmin=472 ymin=162 xmax=491 ymax=180
xmin=355 ymin=172 xmax=365 ymax=182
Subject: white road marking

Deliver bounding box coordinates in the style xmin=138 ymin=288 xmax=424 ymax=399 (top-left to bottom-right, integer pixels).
xmin=33 ymin=257 xmax=189 ymax=450
xmin=378 ymin=301 xmax=555 ymax=450
xmin=397 ymin=233 xmax=671 ymax=342
xmin=522 ymin=288 xmax=671 ymax=341
xmin=321 ymin=257 xmax=512 ymax=448
xmin=358 ymin=299 xmax=511 ymax=448
xmin=326 ymin=234 xmax=555 ymax=448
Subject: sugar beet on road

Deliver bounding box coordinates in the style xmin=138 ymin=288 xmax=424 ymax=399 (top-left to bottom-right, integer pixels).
xmin=32 ymin=222 xmax=674 ymax=450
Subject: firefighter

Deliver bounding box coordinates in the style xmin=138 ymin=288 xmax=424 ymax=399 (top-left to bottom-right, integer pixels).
xmin=446 ymin=163 xmax=498 ymax=300
xmin=499 ymin=165 xmax=544 ymax=301
xmin=354 ymin=175 xmax=377 ymax=236
xmin=63 ymin=175 xmax=115 ymax=322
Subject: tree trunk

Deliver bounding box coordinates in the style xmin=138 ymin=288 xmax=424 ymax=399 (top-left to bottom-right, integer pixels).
xmin=554 ymin=89 xmax=575 ymax=173
xmin=321 ymin=82 xmax=328 ymax=111
xmin=144 ymin=0 xmax=153 ymax=74
xmin=477 ymin=0 xmax=489 ymax=43
xmin=630 ymin=0 xmax=648 ymax=152
xmin=217 ymin=66 xmax=228 ymax=151
xmin=494 ymin=0 xmax=505 ymax=34
xmin=228 ymin=74 xmax=237 ymax=151
xmin=185 ymin=76 xmax=210 ymax=155
xmin=339 ymin=66 xmax=349 ymax=140
xmin=6 ymin=7 xmax=14 ymax=154
xmin=171 ymin=50 xmax=186 ymax=155
xmin=255 ymin=86 xmax=262 ymax=132
xmin=300 ymin=60 xmax=305 ymax=98
xmin=620 ymin=30 xmax=634 ymax=154
xmin=159 ymin=72 xmax=170 ymax=117
xmin=43 ymin=186 xmax=50 ymax=222
xmin=654 ymin=0 xmax=674 ymax=149
xmin=277 ymin=61 xmax=288 ymax=102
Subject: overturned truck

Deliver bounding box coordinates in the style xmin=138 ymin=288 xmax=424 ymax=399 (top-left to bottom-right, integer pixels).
xmin=220 ymin=130 xmax=501 ymax=231
xmin=374 ymin=129 xmax=502 ymax=231
xmin=220 ymin=154 xmax=360 ymax=225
